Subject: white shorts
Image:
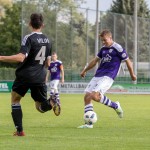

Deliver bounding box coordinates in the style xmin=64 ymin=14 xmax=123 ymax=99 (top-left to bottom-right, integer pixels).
xmin=85 ymin=76 xmax=114 ymax=95
xmin=50 ymin=80 xmax=60 ymax=90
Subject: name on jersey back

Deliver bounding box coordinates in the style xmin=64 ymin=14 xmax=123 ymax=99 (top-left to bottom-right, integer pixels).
xmin=37 ymin=38 xmax=49 ymax=43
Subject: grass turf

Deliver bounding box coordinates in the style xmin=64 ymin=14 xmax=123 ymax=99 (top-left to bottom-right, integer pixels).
xmin=0 ymin=93 xmax=150 ymax=150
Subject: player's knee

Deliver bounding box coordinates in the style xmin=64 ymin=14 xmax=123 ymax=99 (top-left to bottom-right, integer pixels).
xmin=11 ymin=91 xmax=22 ymax=103
xmin=84 ymin=93 xmax=88 ymax=101
xmin=91 ymin=92 xmax=101 ymax=102
xmin=40 ymin=100 xmax=52 ymax=112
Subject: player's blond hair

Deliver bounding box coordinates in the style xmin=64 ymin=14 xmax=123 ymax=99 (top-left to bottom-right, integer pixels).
xmin=99 ymin=30 xmax=112 ymax=38
xmin=52 ymin=52 xmax=57 ymax=55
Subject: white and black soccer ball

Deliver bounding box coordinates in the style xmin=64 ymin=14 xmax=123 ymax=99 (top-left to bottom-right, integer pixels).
xmin=84 ymin=111 xmax=97 ymax=125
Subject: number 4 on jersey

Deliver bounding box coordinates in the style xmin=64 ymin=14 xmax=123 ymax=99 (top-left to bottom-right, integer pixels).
xmin=35 ymin=46 xmax=46 ymax=65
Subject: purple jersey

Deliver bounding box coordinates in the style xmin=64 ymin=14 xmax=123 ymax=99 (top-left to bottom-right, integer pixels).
xmin=95 ymin=42 xmax=128 ymax=80
xmin=48 ymin=60 xmax=62 ymax=80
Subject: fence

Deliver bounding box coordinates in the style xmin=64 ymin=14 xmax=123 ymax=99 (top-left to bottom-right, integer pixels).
xmin=1 ymin=0 xmax=150 ymax=84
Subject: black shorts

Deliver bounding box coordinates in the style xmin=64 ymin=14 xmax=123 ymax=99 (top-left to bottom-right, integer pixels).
xmin=12 ymin=80 xmax=47 ymax=103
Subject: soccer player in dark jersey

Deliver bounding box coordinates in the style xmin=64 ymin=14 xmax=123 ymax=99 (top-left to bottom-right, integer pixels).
xmin=0 ymin=13 xmax=60 ymax=136
xmin=46 ymin=52 xmax=64 ymax=105
xmin=78 ymin=30 xmax=137 ymax=128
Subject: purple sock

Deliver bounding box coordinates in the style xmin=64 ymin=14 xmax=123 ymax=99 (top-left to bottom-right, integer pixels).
xmin=100 ymin=95 xmax=118 ymax=109
xmin=110 ymin=101 xmax=118 ymax=109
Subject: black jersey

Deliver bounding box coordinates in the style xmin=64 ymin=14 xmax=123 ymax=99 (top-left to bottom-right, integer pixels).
xmin=15 ymin=32 xmax=52 ymax=83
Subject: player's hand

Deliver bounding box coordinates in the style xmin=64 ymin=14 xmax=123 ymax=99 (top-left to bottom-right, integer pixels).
xmin=61 ymin=79 xmax=64 ymax=84
xmin=131 ymin=74 xmax=137 ymax=84
xmin=131 ymin=74 xmax=137 ymax=81
xmin=80 ymin=70 xmax=86 ymax=78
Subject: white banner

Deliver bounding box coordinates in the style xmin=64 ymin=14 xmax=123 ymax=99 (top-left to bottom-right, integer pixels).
xmin=46 ymin=82 xmax=150 ymax=94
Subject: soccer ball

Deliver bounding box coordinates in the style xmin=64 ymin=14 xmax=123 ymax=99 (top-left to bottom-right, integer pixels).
xmin=84 ymin=111 xmax=97 ymax=125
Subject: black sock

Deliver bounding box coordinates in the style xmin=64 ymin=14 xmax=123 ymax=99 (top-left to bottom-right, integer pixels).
xmin=11 ymin=104 xmax=23 ymax=132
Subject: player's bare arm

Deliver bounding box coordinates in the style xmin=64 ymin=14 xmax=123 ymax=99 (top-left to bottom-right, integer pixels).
xmin=80 ymin=57 xmax=100 ymax=78
xmin=46 ymin=70 xmax=50 ymax=82
xmin=0 ymin=53 xmax=25 ymax=63
xmin=60 ymin=65 xmax=64 ymax=83
xmin=125 ymin=58 xmax=137 ymax=81
xmin=45 ymin=56 xmax=51 ymax=67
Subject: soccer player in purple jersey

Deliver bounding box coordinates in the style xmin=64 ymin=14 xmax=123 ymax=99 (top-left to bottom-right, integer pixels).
xmin=46 ymin=52 xmax=64 ymax=111
xmin=0 ymin=13 xmax=60 ymax=136
xmin=78 ymin=30 xmax=137 ymax=128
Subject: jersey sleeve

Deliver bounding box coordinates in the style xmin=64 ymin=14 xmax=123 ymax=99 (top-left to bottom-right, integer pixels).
xmin=97 ymin=49 xmax=102 ymax=59
xmin=20 ymin=35 xmax=31 ymax=57
xmin=60 ymin=64 xmax=63 ymax=70
xmin=59 ymin=61 xmax=63 ymax=69
xmin=114 ymin=43 xmax=128 ymax=61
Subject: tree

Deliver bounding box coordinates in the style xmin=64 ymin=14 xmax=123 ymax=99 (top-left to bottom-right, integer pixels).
xmin=110 ymin=0 xmax=149 ymax=17
xmin=100 ymin=0 xmax=150 ymax=61
xmin=0 ymin=0 xmax=93 ymax=74
xmin=0 ymin=0 xmax=12 ymax=6
xmin=21 ymin=0 xmax=90 ymax=71
xmin=0 ymin=2 xmax=21 ymax=67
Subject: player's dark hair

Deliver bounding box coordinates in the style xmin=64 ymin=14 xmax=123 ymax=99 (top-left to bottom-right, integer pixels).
xmin=99 ymin=30 xmax=112 ymax=37
xmin=30 ymin=13 xmax=44 ymax=29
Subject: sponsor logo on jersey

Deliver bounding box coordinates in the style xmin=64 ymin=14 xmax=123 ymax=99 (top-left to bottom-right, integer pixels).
xmin=101 ymin=54 xmax=112 ymax=63
xmin=51 ymin=67 xmax=57 ymax=72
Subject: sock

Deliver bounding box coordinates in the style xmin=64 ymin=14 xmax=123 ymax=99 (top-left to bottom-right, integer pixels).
xmin=55 ymin=92 xmax=60 ymax=102
xmin=84 ymin=103 xmax=94 ymax=113
xmin=50 ymin=89 xmax=55 ymax=97
xmin=100 ymin=95 xmax=118 ymax=109
xmin=11 ymin=104 xmax=23 ymax=132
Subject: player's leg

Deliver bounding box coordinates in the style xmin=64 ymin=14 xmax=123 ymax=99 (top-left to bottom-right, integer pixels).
xmin=11 ymin=80 xmax=28 ymax=136
xmin=54 ymin=90 xmax=60 ymax=103
xmin=49 ymin=80 xmax=55 ymax=99
xmin=30 ymin=83 xmax=52 ymax=113
xmin=31 ymin=83 xmax=60 ymax=116
xmin=84 ymin=93 xmax=93 ymax=113
xmin=78 ymin=78 xmax=96 ymax=128
xmin=35 ymin=101 xmax=44 ymax=113
xmin=49 ymin=80 xmax=60 ymax=102
xmin=49 ymin=80 xmax=61 ymax=115
xmin=93 ymin=92 xmax=123 ymax=118
xmin=78 ymin=93 xmax=94 ymax=128
xmin=91 ymin=76 xmax=123 ymax=118
xmin=11 ymin=91 xmax=25 ymax=136
xmin=53 ymin=80 xmax=60 ymax=104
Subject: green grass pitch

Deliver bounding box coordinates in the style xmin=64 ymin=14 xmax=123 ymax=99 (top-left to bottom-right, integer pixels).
xmin=0 ymin=93 xmax=150 ymax=150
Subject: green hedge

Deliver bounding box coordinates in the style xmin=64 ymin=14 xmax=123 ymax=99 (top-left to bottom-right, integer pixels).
xmin=0 ymin=68 xmax=16 ymax=80
xmin=0 ymin=68 xmax=150 ymax=84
